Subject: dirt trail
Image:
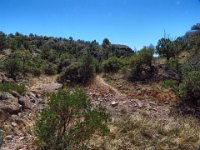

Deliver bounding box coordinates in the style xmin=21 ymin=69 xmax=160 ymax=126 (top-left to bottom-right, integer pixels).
xmin=88 ymin=75 xmax=175 ymax=121
xmin=95 ymin=75 xmax=125 ymax=98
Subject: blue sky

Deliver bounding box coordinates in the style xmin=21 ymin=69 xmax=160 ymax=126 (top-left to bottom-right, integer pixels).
xmin=0 ymin=0 xmax=200 ymax=49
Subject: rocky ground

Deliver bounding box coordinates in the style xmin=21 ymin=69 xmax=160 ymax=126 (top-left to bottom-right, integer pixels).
xmin=0 ymin=73 xmax=200 ymax=150
xmin=0 ymin=75 xmax=62 ymax=150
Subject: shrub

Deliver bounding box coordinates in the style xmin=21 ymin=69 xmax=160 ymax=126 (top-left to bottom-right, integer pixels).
xmin=4 ymin=55 xmax=23 ymax=79
xmin=156 ymin=38 xmax=178 ymax=60
xmin=178 ymin=71 xmax=200 ymax=106
xmin=58 ymin=54 xmax=95 ymax=84
xmin=0 ymin=82 xmax=26 ymax=94
xmin=102 ymin=57 xmax=123 ymax=73
xmin=32 ymin=67 xmax=42 ymax=76
xmin=44 ymin=63 xmax=57 ymax=75
xmin=163 ymin=80 xmax=178 ymax=91
xmin=128 ymin=47 xmax=154 ymax=81
xmin=80 ymin=54 xmax=95 ymax=82
xmin=35 ymin=89 xmax=110 ymax=150
xmin=58 ymin=63 xmax=82 ymax=84
xmin=165 ymin=59 xmax=182 ymax=81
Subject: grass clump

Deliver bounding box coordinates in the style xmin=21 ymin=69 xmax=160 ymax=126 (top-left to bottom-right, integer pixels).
xmin=0 ymin=82 xmax=26 ymax=94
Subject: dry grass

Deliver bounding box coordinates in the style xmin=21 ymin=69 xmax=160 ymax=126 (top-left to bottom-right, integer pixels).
xmin=90 ymin=112 xmax=200 ymax=150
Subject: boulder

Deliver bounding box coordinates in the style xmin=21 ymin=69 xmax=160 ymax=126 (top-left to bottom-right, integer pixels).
xmin=0 ymin=92 xmax=14 ymax=100
xmin=18 ymin=97 xmax=31 ymax=110
xmin=42 ymin=83 xmax=63 ymax=93
xmin=0 ymin=97 xmax=22 ymax=115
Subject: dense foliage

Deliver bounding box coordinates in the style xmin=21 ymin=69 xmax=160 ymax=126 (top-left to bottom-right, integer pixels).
xmin=179 ymin=71 xmax=200 ymax=106
xmin=158 ymin=23 xmax=200 ymax=106
xmin=102 ymin=57 xmax=123 ymax=73
xmin=126 ymin=46 xmax=154 ymax=81
xmin=35 ymin=89 xmax=110 ymax=150
xmin=0 ymin=32 xmax=134 ymax=84
xmin=58 ymin=54 xmax=95 ymax=84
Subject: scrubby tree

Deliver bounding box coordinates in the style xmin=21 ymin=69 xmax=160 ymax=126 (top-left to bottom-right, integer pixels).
xmin=0 ymin=32 xmax=6 ymax=50
xmin=102 ymin=38 xmax=111 ymax=49
xmin=156 ymin=38 xmax=177 ymax=60
xmin=58 ymin=54 xmax=95 ymax=84
xmin=102 ymin=57 xmax=123 ymax=73
xmin=128 ymin=46 xmax=154 ymax=81
xmin=35 ymin=89 xmax=110 ymax=150
xmin=4 ymin=53 xmax=23 ymax=79
xmin=179 ymin=71 xmax=200 ymax=106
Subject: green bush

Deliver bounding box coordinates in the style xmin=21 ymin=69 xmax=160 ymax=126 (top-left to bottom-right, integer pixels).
xmin=102 ymin=57 xmax=123 ymax=73
xmin=0 ymin=82 xmax=26 ymax=94
xmin=35 ymin=89 xmax=110 ymax=150
xmin=58 ymin=63 xmax=82 ymax=84
xmin=4 ymin=55 xmax=23 ymax=79
xmin=80 ymin=54 xmax=95 ymax=82
xmin=58 ymin=54 xmax=95 ymax=84
xmin=178 ymin=71 xmax=200 ymax=106
xmin=32 ymin=67 xmax=42 ymax=76
xmin=128 ymin=47 xmax=154 ymax=81
xmin=163 ymin=80 xmax=178 ymax=91
xmin=44 ymin=63 xmax=57 ymax=75
xmin=165 ymin=59 xmax=182 ymax=81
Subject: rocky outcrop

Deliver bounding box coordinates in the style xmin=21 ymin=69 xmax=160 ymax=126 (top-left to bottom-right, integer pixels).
xmin=112 ymin=44 xmax=133 ymax=52
xmin=0 ymin=97 xmax=22 ymax=115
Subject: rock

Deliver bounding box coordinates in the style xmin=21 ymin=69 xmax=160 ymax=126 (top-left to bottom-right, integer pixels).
xmin=27 ymin=92 xmax=36 ymax=98
xmin=0 ymin=98 xmax=22 ymax=115
xmin=11 ymin=122 xmax=17 ymax=127
xmin=0 ymin=92 xmax=14 ymax=100
xmin=10 ymin=91 xmax=21 ymax=98
xmin=42 ymin=83 xmax=63 ymax=93
xmin=19 ymin=136 xmax=25 ymax=141
xmin=149 ymin=107 xmax=158 ymax=111
xmin=149 ymin=101 xmax=156 ymax=106
xmin=18 ymin=97 xmax=31 ymax=110
xmin=5 ymin=135 xmax=13 ymax=140
xmin=18 ymin=97 xmax=26 ymax=110
xmin=134 ymin=99 xmax=143 ymax=108
xmin=111 ymin=101 xmax=118 ymax=107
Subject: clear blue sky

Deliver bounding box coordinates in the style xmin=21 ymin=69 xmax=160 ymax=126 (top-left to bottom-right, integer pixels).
xmin=0 ymin=0 xmax=200 ymax=49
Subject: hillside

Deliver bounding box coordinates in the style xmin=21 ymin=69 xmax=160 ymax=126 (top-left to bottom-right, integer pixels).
xmin=1 ymin=23 xmax=200 ymax=150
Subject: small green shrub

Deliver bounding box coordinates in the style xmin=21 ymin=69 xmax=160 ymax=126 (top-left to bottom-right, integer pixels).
xmin=35 ymin=89 xmax=110 ymax=150
xmin=163 ymin=80 xmax=178 ymax=91
xmin=44 ymin=63 xmax=57 ymax=75
xmin=165 ymin=59 xmax=182 ymax=80
xmin=102 ymin=57 xmax=123 ymax=73
xmin=0 ymin=82 xmax=26 ymax=94
xmin=4 ymin=55 xmax=23 ymax=79
xmin=32 ymin=67 xmax=42 ymax=76
xmin=179 ymin=71 xmax=200 ymax=105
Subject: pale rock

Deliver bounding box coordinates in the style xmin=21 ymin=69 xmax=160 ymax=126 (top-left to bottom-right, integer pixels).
xmin=11 ymin=122 xmax=17 ymax=127
xmin=5 ymin=135 xmax=12 ymax=140
xmin=111 ymin=101 xmax=118 ymax=107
